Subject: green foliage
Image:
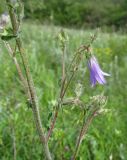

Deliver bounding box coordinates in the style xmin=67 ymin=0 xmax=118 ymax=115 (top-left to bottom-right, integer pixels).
xmin=0 ymin=0 xmax=6 ymax=14
xmin=0 ymin=27 xmax=17 ymax=41
xmin=1 ymin=0 xmax=127 ymax=29
xmin=20 ymin=0 xmax=127 ymax=29
xmin=0 ymin=23 xmax=127 ymax=159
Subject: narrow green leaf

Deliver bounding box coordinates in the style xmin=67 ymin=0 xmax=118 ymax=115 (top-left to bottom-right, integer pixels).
xmin=1 ymin=35 xmax=17 ymax=41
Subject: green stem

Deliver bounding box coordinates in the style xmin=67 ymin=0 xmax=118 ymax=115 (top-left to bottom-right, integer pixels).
xmin=47 ymin=45 xmax=66 ymax=141
xmin=61 ymin=71 xmax=75 ymax=99
xmin=4 ymin=41 xmax=30 ymax=98
xmin=71 ymin=110 xmax=97 ymax=160
xmin=60 ymin=45 xmax=66 ymax=99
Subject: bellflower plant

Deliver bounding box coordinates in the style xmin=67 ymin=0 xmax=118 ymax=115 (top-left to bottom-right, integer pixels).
xmin=88 ymin=55 xmax=110 ymax=87
xmin=1 ymin=1 xmax=110 ymax=159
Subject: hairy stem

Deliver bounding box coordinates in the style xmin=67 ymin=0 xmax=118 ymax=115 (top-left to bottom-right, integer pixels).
xmin=47 ymin=109 xmax=59 ymax=141
xmin=47 ymin=48 xmax=81 ymax=141
xmin=4 ymin=41 xmax=30 ymax=98
xmin=62 ymin=46 xmax=66 ymax=81
xmin=60 ymin=45 xmax=66 ymax=99
xmin=71 ymin=110 xmax=97 ymax=160
xmin=47 ymin=45 xmax=66 ymax=141
xmin=6 ymin=0 xmax=52 ymax=159
xmin=61 ymin=71 xmax=75 ymax=99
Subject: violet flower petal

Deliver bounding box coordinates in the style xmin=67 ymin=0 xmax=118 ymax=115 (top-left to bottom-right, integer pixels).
xmin=87 ymin=55 xmax=110 ymax=86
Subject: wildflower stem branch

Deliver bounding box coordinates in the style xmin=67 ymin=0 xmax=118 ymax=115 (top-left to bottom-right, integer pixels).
xmin=47 ymin=45 xmax=66 ymax=141
xmin=4 ymin=41 xmax=30 ymax=98
xmin=62 ymin=46 xmax=66 ymax=82
xmin=47 ymin=43 xmax=76 ymax=141
xmin=71 ymin=110 xmax=97 ymax=160
xmin=47 ymin=45 xmax=87 ymax=141
xmin=6 ymin=0 xmax=52 ymax=160
xmin=61 ymin=70 xmax=75 ymax=99
xmin=47 ymin=106 xmax=59 ymax=141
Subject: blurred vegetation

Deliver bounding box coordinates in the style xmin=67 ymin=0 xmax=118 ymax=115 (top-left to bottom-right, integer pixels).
xmin=0 ymin=0 xmax=127 ymax=159
xmin=0 ymin=0 xmax=127 ymax=29
xmin=0 ymin=23 xmax=127 ymax=159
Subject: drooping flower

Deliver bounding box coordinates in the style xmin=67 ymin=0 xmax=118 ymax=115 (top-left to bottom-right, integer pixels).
xmin=88 ymin=55 xmax=110 ymax=87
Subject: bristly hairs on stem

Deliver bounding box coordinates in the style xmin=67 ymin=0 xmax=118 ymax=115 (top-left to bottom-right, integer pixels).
xmin=5 ymin=0 xmax=52 ymax=159
xmin=47 ymin=31 xmax=97 ymax=142
xmin=4 ymin=41 xmax=31 ymax=99
xmin=47 ymin=30 xmax=67 ymax=141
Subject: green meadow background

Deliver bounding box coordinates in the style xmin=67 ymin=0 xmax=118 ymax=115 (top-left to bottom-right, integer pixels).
xmin=0 ymin=0 xmax=127 ymax=160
